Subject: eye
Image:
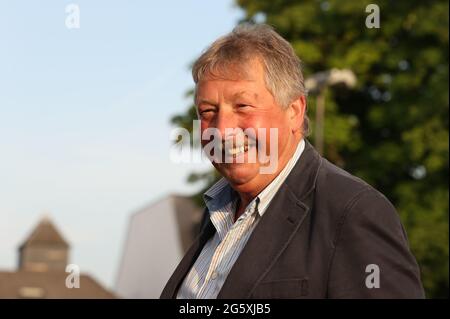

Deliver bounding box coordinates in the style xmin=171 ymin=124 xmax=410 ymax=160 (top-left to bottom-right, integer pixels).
xmin=200 ymin=108 xmax=216 ymax=118
xmin=237 ymin=104 xmax=251 ymax=108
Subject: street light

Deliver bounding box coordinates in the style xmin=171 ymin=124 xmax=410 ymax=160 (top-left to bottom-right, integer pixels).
xmin=305 ymin=68 xmax=357 ymax=155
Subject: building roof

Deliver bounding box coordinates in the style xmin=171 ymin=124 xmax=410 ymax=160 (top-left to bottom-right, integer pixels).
xmin=0 ymin=270 xmax=115 ymax=299
xmin=19 ymin=216 xmax=69 ymax=250
xmin=1 ymin=215 xmax=116 ymax=298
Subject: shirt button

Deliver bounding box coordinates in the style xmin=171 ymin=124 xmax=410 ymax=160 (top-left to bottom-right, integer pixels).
xmin=211 ymin=272 xmax=218 ymax=280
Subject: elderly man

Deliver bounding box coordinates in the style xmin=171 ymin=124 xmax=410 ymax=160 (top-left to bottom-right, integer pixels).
xmin=161 ymin=24 xmax=424 ymax=299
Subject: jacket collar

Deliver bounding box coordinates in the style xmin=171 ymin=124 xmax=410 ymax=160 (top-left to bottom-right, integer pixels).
xmin=217 ymin=138 xmax=322 ymax=298
xmin=160 ymin=139 xmax=323 ymax=298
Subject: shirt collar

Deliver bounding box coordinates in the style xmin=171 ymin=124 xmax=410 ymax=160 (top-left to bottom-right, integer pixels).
xmin=204 ymin=138 xmax=305 ymax=218
xmin=256 ymin=138 xmax=305 ymax=216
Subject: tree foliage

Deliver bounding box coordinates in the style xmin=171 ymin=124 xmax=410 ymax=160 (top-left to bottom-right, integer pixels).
xmin=172 ymin=0 xmax=449 ymax=298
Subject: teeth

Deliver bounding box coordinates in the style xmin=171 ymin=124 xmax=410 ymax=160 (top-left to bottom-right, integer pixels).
xmin=222 ymin=139 xmax=256 ymax=158
xmin=228 ymin=146 xmax=244 ymax=155
xmin=226 ymin=146 xmax=245 ymax=156
xmin=225 ymin=144 xmax=253 ymax=156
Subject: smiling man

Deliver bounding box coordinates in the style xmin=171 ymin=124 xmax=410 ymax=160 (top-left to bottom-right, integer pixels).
xmin=161 ymin=24 xmax=424 ymax=299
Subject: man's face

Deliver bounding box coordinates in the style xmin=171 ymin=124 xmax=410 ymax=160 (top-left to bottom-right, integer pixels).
xmin=196 ymin=58 xmax=303 ymax=195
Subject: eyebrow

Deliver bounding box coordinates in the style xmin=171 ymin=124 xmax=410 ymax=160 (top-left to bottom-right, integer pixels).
xmin=197 ymin=91 xmax=258 ymax=106
xmin=197 ymin=98 xmax=218 ymax=106
xmin=232 ymin=91 xmax=258 ymax=100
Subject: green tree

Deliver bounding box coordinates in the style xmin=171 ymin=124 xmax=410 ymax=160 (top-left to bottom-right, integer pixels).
xmin=171 ymin=0 xmax=449 ymax=298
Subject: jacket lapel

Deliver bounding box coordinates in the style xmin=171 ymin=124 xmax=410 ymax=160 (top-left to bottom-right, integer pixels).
xmin=161 ymin=139 xmax=322 ymax=299
xmin=159 ymin=216 xmax=215 ymax=298
xmin=217 ymin=183 xmax=311 ymax=298
xmin=217 ymin=139 xmax=322 ymax=298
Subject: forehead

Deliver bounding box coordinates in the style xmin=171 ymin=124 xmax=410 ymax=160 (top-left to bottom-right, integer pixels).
xmin=196 ymin=58 xmax=268 ymax=99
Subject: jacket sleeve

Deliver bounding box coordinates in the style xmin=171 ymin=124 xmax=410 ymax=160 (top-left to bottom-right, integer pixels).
xmin=327 ymin=188 xmax=425 ymax=298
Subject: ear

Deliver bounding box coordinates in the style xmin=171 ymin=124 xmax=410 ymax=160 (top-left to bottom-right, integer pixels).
xmin=288 ymin=95 xmax=307 ymax=134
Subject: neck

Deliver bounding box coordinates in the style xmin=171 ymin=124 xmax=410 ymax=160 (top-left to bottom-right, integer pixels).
xmin=234 ymin=134 xmax=302 ymax=218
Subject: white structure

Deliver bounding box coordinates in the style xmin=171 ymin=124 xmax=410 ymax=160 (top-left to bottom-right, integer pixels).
xmin=305 ymin=68 xmax=357 ymax=154
xmin=305 ymin=68 xmax=357 ymax=94
xmin=115 ymin=195 xmax=203 ymax=298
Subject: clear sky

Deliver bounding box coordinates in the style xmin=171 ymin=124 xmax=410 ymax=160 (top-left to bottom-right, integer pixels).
xmin=0 ymin=1 xmax=243 ymax=290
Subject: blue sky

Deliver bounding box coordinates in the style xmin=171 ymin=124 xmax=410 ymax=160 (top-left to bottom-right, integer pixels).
xmin=0 ymin=1 xmax=243 ymax=290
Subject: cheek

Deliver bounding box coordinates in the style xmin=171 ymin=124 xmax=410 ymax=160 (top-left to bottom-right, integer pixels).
xmin=200 ymin=121 xmax=214 ymax=147
xmin=240 ymin=114 xmax=264 ymax=132
xmin=200 ymin=124 xmax=206 ymax=147
xmin=250 ymin=113 xmax=288 ymax=147
xmin=200 ymin=120 xmax=209 ymax=131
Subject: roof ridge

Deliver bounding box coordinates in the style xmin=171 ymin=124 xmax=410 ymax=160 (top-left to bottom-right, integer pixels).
xmin=20 ymin=215 xmax=69 ymax=249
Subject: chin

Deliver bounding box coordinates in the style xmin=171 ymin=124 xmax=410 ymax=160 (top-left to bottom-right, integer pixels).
xmin=218 ymin=163 xmax=259 ymax=186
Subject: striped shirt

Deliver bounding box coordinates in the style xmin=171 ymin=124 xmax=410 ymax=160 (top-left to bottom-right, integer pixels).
xmin=177 ymin=139 xmax=305 ymax=299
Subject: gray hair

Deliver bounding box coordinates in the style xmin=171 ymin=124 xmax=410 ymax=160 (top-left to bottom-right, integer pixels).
xmin=192 ymin=23 xmax=309 ymax=136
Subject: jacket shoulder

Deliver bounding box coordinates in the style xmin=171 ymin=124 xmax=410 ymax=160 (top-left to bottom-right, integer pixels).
xmin=314 ymin=158 xmax=395 ymax=220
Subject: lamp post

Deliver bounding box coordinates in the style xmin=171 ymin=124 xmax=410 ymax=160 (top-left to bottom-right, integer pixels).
xmin=305 ymin=68 xmax=357 ymax=155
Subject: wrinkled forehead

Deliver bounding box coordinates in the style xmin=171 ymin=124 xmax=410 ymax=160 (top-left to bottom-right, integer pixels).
xmin=194 ymin=57 xmax=266 ymax=99
xmin=199 ymin=57 xmax=259 ymax=82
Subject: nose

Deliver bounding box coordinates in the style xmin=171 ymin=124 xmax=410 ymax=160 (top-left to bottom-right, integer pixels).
xmin=213 ymin=106 xmax=239 ymax=139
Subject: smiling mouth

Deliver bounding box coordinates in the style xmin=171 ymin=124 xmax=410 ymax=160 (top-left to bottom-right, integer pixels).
xmin=225 ymin=145 xmax=248 ymax=156
xmin=222 ymin=141 xmax=256 ymax=158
